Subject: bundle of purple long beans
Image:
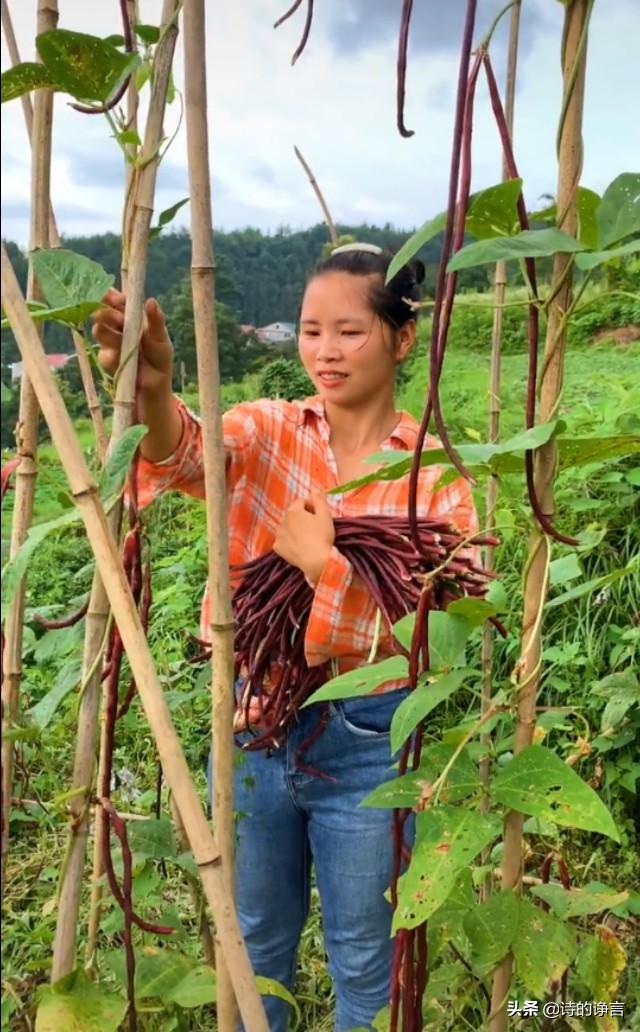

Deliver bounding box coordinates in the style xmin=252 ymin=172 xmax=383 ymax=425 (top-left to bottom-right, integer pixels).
xmin=230 ymin=515 xmax=498 ymax=750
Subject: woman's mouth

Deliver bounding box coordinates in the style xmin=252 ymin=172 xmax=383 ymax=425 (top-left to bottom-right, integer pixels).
xmin=317 ymin=371 xmax=348 ymax=387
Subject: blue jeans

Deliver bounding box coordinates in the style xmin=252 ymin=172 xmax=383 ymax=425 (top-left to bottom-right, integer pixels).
xmin=210 ymin=688 xmax=410 ymax=1032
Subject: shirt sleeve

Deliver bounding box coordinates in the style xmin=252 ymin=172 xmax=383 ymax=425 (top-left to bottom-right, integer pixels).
xmin=134 ymin=397 xmax=260 ymax=509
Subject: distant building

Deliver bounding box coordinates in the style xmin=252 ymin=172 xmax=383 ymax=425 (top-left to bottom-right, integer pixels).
xmin=256 ymin=321 xmax=296 ymax=345
xmin=10 ymin=353 xmax=77 ymax=384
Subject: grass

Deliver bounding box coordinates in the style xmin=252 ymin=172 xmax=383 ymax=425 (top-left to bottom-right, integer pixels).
xmin=1 ymin=336 xmax=639 ymax=1031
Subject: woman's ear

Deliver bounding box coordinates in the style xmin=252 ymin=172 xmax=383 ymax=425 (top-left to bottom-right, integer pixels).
xmin=396 ymin=320 xmax=417 ymax=363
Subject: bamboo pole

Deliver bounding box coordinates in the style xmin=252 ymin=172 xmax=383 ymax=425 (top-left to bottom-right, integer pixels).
xmin=479 ymin=0 xmax=522 ymax=904
xmin=1 ymin=0 xmax=56 ymax=886
xmin=489 ymin=2 xmax=591 ymax=1026
xmin=52 ymin=0 xmax=180 ymax=979
xmin=294 ymin=145 xmax=338 ymax=245
xmin=0 ymin=0 xmax=108 ymax=462
xmin=1 ymin=243 xmax=270 ymax=1032
xmin=85 ymin=0 xmax=140 ymax=968
xmin=182 ymin=1 xmax=238 ymax=1025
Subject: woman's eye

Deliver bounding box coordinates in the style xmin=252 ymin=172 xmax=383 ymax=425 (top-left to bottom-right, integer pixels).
xmin=341 ymin=330 xmax=362 ymax=337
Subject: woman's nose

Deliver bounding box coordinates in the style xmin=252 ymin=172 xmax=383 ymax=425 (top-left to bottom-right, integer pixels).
xmin=315 ymin=333 xmax=344 ymax=360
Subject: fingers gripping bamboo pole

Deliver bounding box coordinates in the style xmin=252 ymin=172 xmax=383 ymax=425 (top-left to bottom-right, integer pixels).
xmin=1 ymin=245 xmax=270 ymax=1032
xmin=479 ymin=0 xmax=522 ymax=904
xmin=1 ymin=0 xmax=56 ymax=886
xmin=53 ymin=0 xmax=181 ymax=979
xmin=182 ymin=1 xmax=239 ymax=1026
xmin=0 ymin=0 xmax=108 ymax=463
xmin=489 ymin=2 xmax=590 ymax=1026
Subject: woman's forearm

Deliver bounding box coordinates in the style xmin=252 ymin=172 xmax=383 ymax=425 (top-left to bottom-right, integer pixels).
xmin=139 ymin=389 xmax=184 ymax=462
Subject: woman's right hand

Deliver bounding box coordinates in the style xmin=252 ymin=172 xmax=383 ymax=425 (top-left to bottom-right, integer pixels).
xmin=92 ymin=288 xmax=174 ymax=399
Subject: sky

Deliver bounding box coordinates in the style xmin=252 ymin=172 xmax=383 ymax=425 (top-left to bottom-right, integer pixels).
xmin=1 ymin=0 xmax=639 ymax=246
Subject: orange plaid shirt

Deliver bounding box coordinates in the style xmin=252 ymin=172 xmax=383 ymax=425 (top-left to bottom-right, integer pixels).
xmin=136 ymin=396 xmax=478 ymax=694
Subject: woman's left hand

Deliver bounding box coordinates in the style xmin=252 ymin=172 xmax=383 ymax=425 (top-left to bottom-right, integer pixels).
xmin=274 ymin=491 xmax=335 ymax=585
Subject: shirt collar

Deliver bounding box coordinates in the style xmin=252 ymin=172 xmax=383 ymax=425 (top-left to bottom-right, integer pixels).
xmin=298 ymin=396 xmax=417 ymax=449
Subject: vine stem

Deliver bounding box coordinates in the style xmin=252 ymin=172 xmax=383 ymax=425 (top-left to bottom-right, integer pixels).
xmin=1 ymin=0 xmax=56 ymax=888
xmin=294 ymin=145 xmax=338 ymax=245
xmin=0 ymin=0 xmax=108 ymax=462
xmin=1 ymin=241 xmax=271 ymax=1031
xmin=51 ymin=0 xmax=180 ymax=982
xmin=480 ymin=0 xmax=522 ymax=905
xmin=489 ymin=3 xmax=591 ymax=1027
xmin=182 ymin=0 xmax=266 ymax=1028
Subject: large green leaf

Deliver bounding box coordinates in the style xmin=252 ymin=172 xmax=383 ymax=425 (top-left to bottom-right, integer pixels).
xmin=390 ymin=669 xmax=475 ymax=753
xmin=165 ymin=965 xmax=216 ymax=1008
xmin=595 ymin=172 xmax=640 ymax=248
xmin=463 ymin=890 xmax=519 ymax=977
xmin=150 ymin=198 xmax=190 ymax=239
xmin=394 ymin=808 xmax=501 ymax=931
xmin=31 ymin=249 xmax=114 ymax=324
xmin=545 ymin=564 xmax=636 ymax=609
xmin=530 ymin=883 xmax=629 ymax=919
xmin=447 ymin=228 xmax=586 ymax=272
xmin=255 ymin=977 xmax=301 ymax=1023
xmin=127 ymin=817 xmax=177 ymax=861
xmin=305 ymin=655 xmax=409 ymax=706
xmin=575 ymin=237 xmax=640 ymax=270
xmin=576 ymin=186 xmax=602 ymax=250
xmin=512 ymin=899 xmax=578 ymax=997
xmin=100 ymin=426 xmax=148 ymax=503
xmin=1 ymin=509 xmax=82 ymax=610
xmin=446 ymin=597 xmax=500 ymax=628
xmin=549 ymin=553 xmax=582 ymax=587
xmin=29 ymin=661 xmax=82 ymax=730
xmin=386 ymin=211 xmax=447 ymax=284
xmin=428 ymin=612 xmax=473 ymax=671
xmin=1 ymin=63 xmax=58 ymax=104
xmin=135 ymin=947 xmax=196 ymax=1001
xmin=576 ymin=926 xmax=627 ymax=999
xmin=36 ymin=970 xmax=126 ymax=1032
xmin=490 ymin=744 xmax=620 ymax=841
xmin=559 ymin=433 xmax=640 ymax=470
xmin=465 ymin=179 xmax=522 ymax=240
xmin=361 ymin=743 xmax=479 ymax=809
xmin=36 ymin=29 xmax=140 ymax=104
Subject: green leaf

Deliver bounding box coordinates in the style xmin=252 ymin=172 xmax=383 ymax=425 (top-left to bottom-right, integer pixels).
xmin=559 ymin=433 xmax=640 ymax=469
xmin=447 ymin=228 xmax=586 ymax=272
xmin=135 ymin=24 xmax=161 ymax=44
xmin=549 ymin=553 xmax=582 ymax=587
xmin=530 ymin=884 xmax=629 ymax=919
xmin=512 ymin=899 xmax=578 ymax=997
xmin=390 ymin=669 xmax=475 ymax=753
xmin=465 ymin=179 xmax=523 ymax=240
xmin=575 ymin=926 xmax=627 ymax=999
xmin=546 ymin=564 xmax=636 ymax=609
xmin=490 ymin=744 xmax=620 ymax=841
xmin=394 ymin=808 xmax=501 ymax=931
xmin=31 ymin=248 xmax=114 ymax=325
xmin=386 ymin=211 xmax=447 ymax=284
xmin=575 ymin=236 xmax=640 ymax=270
xmin=463 ymin=890 xmax=519 ymax=977
xmin=135 ymin=61 xmax=152 ymax=93
xmin=100 ymin=425 xmax=148 ymax=502
xmin=626 ymin=467 xmax=640 ymax=486
xmin=304 ymin=655 xmax=409 ymax=706
xmin=149 ymin=198 xmax=190 ymax=239
xmin=361 ymin=743 xmax=479 ymax=809
xmin=1 ymin=62 xmax=58 ymax=104
xmin=429 ymin=612 xmax=473 ymax=671
xmin=485 ymin=580 xmax=508 ymax=613
xmin=135 ymin=947 xmax=196 ymax=1001
xmin=255 ymin=977 xmax=301 ymax=1023
xmin=126 ymin=817 xmax=177 ymax=861
xmin=576 ymin=186 xmax=602 ymax=250
xmin=29 ymin=661 xmax=82 ymax=730
xmin=595 ymin=172 xmax=640 ymax=248
xmin=117 ymin=129 xmax=142 ymax=147
xmin=1 ymin=509 xmax=82 ymax=610
xmin=446 ymin=597 xmax=498 ymax=628
xmin=36 ymin=970 xmax=126 ymax=1032
xmin=36 ymin=29 xmax=139 ymax=104
xmin=165 ymin=965 xmax=216 ymax=1007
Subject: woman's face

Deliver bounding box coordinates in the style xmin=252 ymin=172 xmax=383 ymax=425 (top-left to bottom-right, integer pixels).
xmin=298 ymin=271 xmax=415 ymax=408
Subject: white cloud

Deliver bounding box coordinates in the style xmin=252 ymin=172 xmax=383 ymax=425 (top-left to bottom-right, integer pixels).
xmin=1 ymin=0 xmax=638 ymax=246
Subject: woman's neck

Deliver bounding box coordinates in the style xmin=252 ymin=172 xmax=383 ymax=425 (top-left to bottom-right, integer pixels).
xmin=324 ymin=395 xmax=399 ymax=454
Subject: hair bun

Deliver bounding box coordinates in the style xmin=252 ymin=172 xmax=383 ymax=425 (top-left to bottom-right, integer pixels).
xmin=411 ymin=259 xmax=426 ymax=286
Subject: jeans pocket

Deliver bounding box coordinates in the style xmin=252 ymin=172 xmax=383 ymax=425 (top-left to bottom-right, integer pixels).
xmin=336 ymin=688 xmax=410 ymax=738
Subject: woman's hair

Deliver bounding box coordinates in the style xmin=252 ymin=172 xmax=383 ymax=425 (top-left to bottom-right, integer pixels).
xmin=308 ymin=244 xmax=426 ymax=331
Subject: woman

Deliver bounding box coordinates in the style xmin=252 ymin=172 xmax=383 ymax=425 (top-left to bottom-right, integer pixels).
xmin=93 ymin=244 xmax=477 ymax=1032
